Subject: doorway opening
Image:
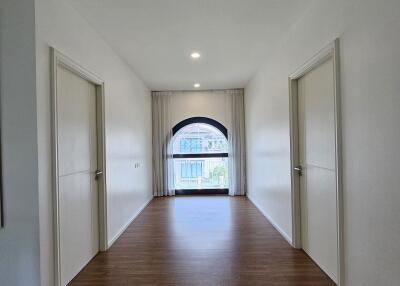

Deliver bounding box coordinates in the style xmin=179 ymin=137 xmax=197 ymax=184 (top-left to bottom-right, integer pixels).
xmin=289 ymin=39 xmax=343 ymax=285
xmin=172 ymin=117 xmax=229 ymax=195
xmin=51 ymin=48 xmax=108 ymax=286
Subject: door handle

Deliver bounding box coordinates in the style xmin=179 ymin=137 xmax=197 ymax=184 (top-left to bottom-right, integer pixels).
xmin=294 ymin=165 xmax=303 ymax=176
xmin=95 ymin=170 xmax=103 ymax=180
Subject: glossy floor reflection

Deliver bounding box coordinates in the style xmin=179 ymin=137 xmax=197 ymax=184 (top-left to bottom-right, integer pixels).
xmin=69 ymin=196 xmax=335 ymax=286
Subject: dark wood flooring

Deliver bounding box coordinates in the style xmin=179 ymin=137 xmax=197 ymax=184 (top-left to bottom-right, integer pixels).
xmin=69 ymin=196 xmax=335 ymax=286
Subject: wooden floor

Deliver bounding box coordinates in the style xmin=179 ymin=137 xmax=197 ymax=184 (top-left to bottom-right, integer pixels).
xmin=69 ymin=196 xmax=335 ymax=286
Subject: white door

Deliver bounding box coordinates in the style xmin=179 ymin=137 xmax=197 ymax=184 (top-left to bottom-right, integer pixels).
xmin=57 ymin=65 xmax=99 ymax=286
xmin=297 ymin=58 xmax=338 ymax=283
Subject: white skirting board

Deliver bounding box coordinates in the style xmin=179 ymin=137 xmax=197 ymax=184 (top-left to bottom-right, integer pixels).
xmin=107 ymin=196 xmax=153 ymax=248
xmin=247 ymin=195 xmax=293 ymax=246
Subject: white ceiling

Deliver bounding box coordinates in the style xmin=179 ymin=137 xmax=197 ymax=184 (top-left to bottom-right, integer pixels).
xmin=68 ymin=0 xmax=312 ymax=90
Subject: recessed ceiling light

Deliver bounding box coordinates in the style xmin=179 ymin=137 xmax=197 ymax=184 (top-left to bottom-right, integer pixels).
xmin=190 ymin=52 xmax=201 ymax=59
xmin=194 ymin=83 xmax=200 ymax=88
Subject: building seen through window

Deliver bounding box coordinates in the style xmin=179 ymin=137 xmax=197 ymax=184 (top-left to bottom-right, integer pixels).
xmin=172 ymin=122 xmax=228 ymax=190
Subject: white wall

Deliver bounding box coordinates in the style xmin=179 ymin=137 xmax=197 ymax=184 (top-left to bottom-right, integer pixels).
xmin=0 ymin=1 xmax=41 ymax=285
xmin=245 ymin=0 xmax=400 ymax=285
xmin=35 ymin=0 xmax=153 ymax=285
xmin=167 ymin=90 xmax=233 ymax=131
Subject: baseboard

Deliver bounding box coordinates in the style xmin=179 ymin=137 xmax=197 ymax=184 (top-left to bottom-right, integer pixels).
xmin=247 ymin=195 xmax=293 ymax=246
xmin=107 ymin=196 xmax=153 ymax=248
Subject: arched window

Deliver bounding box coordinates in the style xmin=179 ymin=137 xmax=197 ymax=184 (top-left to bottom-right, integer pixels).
xmin=172 ymin=117 xmax=229 ymax=195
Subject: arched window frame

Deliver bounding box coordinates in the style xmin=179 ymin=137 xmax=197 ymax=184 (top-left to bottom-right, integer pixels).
xmin=172 ymin=117 xmax=229 ymax=195
xmin=172 ymin=117 xmax=227 ymax=138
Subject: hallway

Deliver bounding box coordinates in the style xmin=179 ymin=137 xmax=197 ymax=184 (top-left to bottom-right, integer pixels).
xmin=69 ymin=196 xmax=334 ymax=286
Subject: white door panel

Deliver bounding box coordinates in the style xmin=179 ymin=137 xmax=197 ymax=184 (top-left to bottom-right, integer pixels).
xmin=57 ymin=65 xmax=99 ymax=286
xmin=57 ymin=67 xmax=92 ymax=176
xmin=298 ymin=59 xmax=336 ymax=170
xmin=298 ymin=58 xmax=338 ymax=283
xmin=59 ymin=173 xmax=95 ymax=285
xmin=301 ymin=166 xmax=337 ymax=280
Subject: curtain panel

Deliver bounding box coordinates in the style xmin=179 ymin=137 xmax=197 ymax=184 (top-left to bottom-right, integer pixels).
xmin=152 ymin=91 xmax=174 ymax=196
xmin=227 ymin=89 xmax=247 ymax=196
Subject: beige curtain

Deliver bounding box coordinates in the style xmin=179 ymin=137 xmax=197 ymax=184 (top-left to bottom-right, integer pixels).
xmin=227 ymin=89 xmax=247 ymax=196
xmin=152 ymin=91 xmax=174 ymax=196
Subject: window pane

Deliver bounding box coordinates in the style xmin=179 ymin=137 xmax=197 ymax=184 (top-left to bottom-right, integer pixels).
xmin=173 ymin=122 xmax=229 ymax=190
xmin=173 ymin=123 xmax=228 ymax=154
xmin=173 ymin=157 xmax=229 ymax=189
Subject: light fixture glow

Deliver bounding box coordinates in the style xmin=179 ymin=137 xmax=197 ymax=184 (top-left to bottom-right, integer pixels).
xmin=190 ymin=52 xmax=201 ymax=59
xmin=194 ymin=83 xmax=201 ymax=88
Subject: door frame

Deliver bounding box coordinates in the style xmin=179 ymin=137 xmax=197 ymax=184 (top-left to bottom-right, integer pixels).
xmin=288 ymin=39 xmax=344 ymax=285
xmin=50 ymin=48 xmax=108 ymax=286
